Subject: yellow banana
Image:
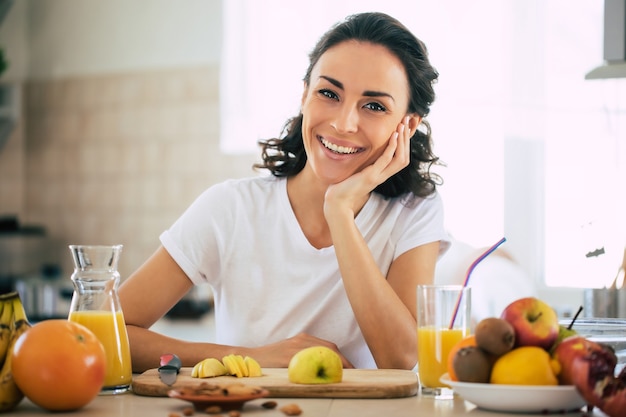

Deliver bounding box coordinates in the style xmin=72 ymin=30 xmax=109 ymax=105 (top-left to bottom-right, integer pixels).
xmin=0 ymin=292 xmax=32 ymax=412
xmin=10 ymin=295 xmax=29 ymax=325
xmin=0 ymin=298 xmax=14 ymax=369
xmin=0 ymin=319 xmax=30 ymax=411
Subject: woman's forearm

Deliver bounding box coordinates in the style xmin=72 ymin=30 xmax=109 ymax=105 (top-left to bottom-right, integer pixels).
xmin=126 ymin=325 xmax=244 ymax=373
xmin=327 ymin=210 xmax=421 ymax=370
xmin=126 ymin=325 xmax=353 ymax=373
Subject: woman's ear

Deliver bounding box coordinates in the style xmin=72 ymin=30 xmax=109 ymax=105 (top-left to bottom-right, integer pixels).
xmin=407 ymin=114 xmax=423 ymax=137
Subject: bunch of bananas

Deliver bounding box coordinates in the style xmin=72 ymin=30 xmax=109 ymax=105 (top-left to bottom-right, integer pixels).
xmin=0 ymin=292 xmax=31 ymax=412
xmin=191 ymin=354 xmax=262 ymax=378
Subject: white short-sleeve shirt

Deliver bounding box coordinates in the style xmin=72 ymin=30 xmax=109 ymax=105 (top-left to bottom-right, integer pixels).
xmin=160 ymin=176 xmax=449 ymax=368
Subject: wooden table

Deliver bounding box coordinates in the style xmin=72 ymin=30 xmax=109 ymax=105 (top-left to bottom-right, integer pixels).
xmin=13 ymin=391 xmax=605 ymax=417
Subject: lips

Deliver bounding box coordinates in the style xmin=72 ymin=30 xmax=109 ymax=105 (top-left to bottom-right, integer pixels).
xmin=319 ymin=136 xmax=363 ymax=155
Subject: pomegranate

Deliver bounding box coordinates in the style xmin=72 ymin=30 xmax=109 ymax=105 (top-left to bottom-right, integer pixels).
xmin=553 ymin=336 xmax=611 ymax=385
xmin=571 ymin=345 xmax=626 ymax=417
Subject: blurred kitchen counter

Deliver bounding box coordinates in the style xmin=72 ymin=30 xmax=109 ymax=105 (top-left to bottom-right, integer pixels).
xmin=151 ymin=311 xmax=216 ymax=343
xmin=14 ymin=392 xmax=605 ymax=417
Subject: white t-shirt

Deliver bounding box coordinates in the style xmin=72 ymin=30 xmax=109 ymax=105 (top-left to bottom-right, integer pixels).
xmin=160 ymin=176 xmax=449 ymax=368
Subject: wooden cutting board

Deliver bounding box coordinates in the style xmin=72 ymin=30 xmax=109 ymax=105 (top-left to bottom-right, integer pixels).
xmin=132 ymin=367 xmax=418 ymax=399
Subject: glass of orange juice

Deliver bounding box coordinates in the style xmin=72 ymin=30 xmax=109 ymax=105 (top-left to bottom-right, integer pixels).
xmin=417 ymin=285 xmax=470 ymax=398
xmin=68 ymin=245 xmax=132 ymax=395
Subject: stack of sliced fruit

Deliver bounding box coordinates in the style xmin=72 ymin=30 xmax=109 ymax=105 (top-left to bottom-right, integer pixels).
xmin=448 ymin=297 xmax=625 ymax=417
xmin=191 ymin=354 xmax=262 ymax=378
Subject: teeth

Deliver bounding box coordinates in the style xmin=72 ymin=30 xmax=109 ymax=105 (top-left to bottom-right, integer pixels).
xmin=320 ymin=138 xmax=359 ymax=154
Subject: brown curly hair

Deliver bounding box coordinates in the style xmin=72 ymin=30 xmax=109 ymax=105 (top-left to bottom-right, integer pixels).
xmin=254 ymin=12 xmax=442 ymax=198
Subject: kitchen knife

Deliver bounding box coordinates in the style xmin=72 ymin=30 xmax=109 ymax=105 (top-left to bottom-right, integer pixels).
xmin=158 ymin=353 xmax=182 ymax=386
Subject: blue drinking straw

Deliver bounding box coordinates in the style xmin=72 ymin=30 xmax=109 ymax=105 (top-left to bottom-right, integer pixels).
xmin=448 ymin=237 xmax=507 ymax=329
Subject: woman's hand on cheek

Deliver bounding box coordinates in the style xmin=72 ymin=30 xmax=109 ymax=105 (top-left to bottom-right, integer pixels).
xmin=370 ymin=115 xmax=412 ymax=180
xmin=324 ymin=116 xmax=412 ymax=219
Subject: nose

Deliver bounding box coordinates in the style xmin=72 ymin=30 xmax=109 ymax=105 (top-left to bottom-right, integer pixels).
xmin=330 ymin=104 xmax=358 ymax=134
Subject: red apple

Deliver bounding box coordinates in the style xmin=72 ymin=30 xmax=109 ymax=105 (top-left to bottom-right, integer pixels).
xmin=500 ymin=297 xmax=559 ymax=350
xmin=553 ymin=335 xmax=614 ymax=385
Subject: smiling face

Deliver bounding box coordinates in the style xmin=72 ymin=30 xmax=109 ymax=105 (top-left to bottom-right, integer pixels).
xmin=300 ymin=40 xmax=414 ymax=185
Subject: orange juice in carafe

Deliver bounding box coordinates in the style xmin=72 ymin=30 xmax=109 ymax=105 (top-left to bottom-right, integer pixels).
xmin=69 ymin=310 xmax=132 ymax=389
xmin=68 ymin=245 xmax=132 ymax=394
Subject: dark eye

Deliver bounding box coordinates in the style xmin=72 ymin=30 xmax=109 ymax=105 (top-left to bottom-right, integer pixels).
xmin=319 ymin=89 xmax=339 ymax=100
xmin=364 ymin=102 xmax=387 ymax=112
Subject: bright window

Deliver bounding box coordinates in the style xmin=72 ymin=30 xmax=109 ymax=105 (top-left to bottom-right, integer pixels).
xmin=220 ymin=0 xmax=626 ymax=288
xmin=219 ymin=0 xmax=418 ymax=153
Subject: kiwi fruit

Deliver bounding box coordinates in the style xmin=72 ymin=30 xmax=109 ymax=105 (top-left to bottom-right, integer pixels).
xmin=452 ymin=346 xmax=492 ymax=383
xmin=475 ymin=317 xmax=515 ymax=356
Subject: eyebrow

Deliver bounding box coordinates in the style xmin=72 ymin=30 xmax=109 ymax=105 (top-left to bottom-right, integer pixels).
xmin=319 ymin=75 xmax=395 ymax=102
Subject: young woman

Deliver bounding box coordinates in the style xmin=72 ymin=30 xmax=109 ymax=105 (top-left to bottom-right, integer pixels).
xmin=119 ymin=12 xmax=449 ymax=372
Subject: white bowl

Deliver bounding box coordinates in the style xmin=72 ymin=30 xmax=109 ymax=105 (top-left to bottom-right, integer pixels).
xmin=440 ymin=374 xmax=587 ymax=413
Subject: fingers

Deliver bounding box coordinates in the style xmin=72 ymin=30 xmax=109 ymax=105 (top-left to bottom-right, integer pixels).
xmin=401 ymin=115 xmax=412 ymax=153
xmin=323 ymin=115 xmax=413 ymax=215
xmin=375 ymin=116 xmax=411 ymax=176
xmin=394 ymin=116 xmax=412 ymax=166
xmin=287 ymin=333 xmax=354 ymax=368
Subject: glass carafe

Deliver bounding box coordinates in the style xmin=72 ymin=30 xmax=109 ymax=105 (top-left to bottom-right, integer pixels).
xmin=68 ymin=244 xmax=132 ymax=394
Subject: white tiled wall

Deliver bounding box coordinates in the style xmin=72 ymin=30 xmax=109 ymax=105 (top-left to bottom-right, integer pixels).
xmin=0 ymin=118 xmax=24 ymax=215
xmin=1 ymin=66 xmax=257 ymax=279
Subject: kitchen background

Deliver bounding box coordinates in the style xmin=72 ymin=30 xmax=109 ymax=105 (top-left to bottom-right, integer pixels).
xmin=0 ymin=0 xmax=625 ymax=331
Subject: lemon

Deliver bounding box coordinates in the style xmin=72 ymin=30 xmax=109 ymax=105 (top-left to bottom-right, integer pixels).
xmin=490 ymin=346 xmax=560 ymax=385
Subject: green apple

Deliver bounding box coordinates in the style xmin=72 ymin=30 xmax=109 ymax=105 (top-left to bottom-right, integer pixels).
xmin=287 ymin=346 xmax=343 ymax=384
xmin=555 ymin=324 xmax=578 ymax=346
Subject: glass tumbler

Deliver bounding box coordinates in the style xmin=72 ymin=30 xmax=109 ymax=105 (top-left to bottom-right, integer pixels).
xmin=68 ymin=244 xmax=132 ymax=394
xmin=417 ymin=285 xmax=471 ymax=398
